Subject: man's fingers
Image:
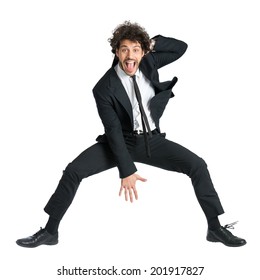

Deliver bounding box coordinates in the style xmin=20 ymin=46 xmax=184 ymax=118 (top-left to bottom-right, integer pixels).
xmin=120 ymin=185 xmax=136 ymax=203
xmin=136 ymin=175 xmax=147 ymax=182
xmin=133 ymin=186 xmax=138 ymax=200
xmin=124 ymin=186 xmax=134 ymax=202
xmin=128 ymin=187 xmax=133 ymax=203
xmin=124 ymin=187 xmax=129 ymax=202
xmin=119 ymin=185 xmax=123 ymax=196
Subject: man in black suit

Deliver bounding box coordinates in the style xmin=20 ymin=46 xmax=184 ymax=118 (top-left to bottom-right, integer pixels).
xmin=16 ymin=21 xmax=246 ymax=248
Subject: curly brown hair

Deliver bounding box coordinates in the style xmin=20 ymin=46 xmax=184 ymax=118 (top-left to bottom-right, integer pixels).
xmin=108 ymin=21 xmax=150 ymax=54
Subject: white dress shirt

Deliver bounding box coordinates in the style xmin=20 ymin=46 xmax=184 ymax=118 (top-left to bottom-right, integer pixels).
xmin=115 ymin=63 xmax=156 ymax=131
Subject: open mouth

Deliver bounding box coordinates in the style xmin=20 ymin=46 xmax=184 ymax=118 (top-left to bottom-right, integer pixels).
xmin=124 ymin=61 xmax=136 ymax=73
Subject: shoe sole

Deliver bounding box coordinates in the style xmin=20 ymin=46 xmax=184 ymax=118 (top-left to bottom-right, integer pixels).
xmin=16 ymin=239 xmax=58 ymax=248
xmin=206 ymin=235 xmax=246 ymax=247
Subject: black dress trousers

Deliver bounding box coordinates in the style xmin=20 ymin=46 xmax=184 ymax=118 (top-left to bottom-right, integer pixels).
xmin=44 ymin=132 xmax=224 ymax=221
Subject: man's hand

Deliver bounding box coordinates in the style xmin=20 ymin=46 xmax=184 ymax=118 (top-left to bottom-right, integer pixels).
xmin=149 ymin=38 xmax=156 ymax=52
xmin=119 ymin=173 xmax=147 ymax=203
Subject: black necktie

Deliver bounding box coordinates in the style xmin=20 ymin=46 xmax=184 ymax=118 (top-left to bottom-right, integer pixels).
xmin=131 ymin=75 xmax=152 ymax=157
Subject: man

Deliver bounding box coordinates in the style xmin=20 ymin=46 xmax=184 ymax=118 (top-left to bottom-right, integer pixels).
xmin=16 ymin=21 xmax=246 ymax=248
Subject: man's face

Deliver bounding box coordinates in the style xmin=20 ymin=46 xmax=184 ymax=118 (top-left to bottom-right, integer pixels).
xmin=116 ymin=39 xmax=144 ymax=76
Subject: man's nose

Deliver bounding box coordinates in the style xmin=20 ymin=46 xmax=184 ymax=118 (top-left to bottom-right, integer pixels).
xmin=127 ymin=50 xmax=134 ymax=59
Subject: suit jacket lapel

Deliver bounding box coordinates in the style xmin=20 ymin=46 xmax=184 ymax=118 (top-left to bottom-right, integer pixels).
xmin=108 ymin=68 xmax=133 ymax=126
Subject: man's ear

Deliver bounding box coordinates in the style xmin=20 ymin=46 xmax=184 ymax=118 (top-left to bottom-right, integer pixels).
xmin=115 ymin=49 xmax=119 ymax=57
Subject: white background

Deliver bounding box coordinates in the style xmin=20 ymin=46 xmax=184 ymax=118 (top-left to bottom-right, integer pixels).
xmin=1 ymin=0 xmax=259 ymax=279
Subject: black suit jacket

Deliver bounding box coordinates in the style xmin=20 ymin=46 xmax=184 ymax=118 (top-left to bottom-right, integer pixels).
xmin=93 ymin=35 xmax=188 ymax=178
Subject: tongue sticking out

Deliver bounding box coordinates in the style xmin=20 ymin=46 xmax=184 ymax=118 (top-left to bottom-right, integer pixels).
xmin=125 ymin=61 xmax=135 ymax=72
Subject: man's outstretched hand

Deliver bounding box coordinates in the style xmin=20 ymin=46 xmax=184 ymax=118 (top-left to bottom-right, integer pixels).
xmin=119 ymin=173 xmax=147 ymax=203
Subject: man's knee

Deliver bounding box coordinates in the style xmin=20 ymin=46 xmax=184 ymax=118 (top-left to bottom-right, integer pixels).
xmin=63 ymin=163 xmax=82 ymax=185
xmin=197 ymin=157 xmax=207 ymax=168
xmin=189 ymin=156 xmax=208 ymax=176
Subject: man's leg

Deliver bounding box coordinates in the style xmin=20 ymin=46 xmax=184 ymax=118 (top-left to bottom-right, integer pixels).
xmin=16 ymin=142 xmax=116 ymax=248
xmin=132 ymin=133 xmax=246 ymax=246
xmin=44 ymin=142 xmax=116 ymax=221
xmin=133 ymin=134 xmax=224 ymax=220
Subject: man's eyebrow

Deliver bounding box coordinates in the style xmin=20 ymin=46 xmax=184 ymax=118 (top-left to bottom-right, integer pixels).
xmin=119 ymin=45 xmax=141 ymax=48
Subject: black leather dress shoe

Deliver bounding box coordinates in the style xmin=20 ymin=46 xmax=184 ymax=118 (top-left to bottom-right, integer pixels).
xmin=16 ymin=228 xmax=58 ymax=248
xmin=207 ymin=223 xmax=246 ymax=247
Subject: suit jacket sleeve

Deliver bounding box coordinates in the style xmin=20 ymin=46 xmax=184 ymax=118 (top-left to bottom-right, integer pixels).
xmin=93 ymin=87 xmax=137 ymax=179
xmin=151 ymin=35 xmax=188 ymax=68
